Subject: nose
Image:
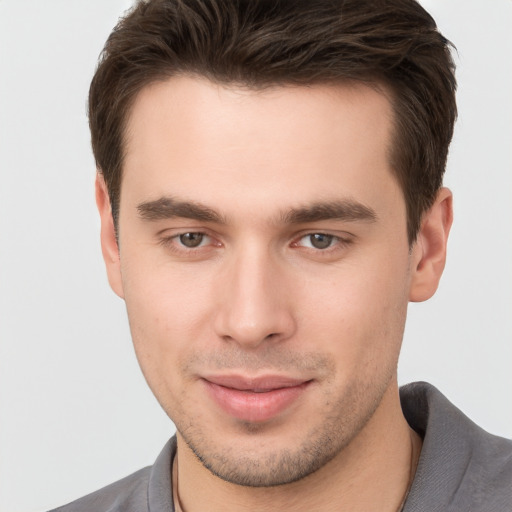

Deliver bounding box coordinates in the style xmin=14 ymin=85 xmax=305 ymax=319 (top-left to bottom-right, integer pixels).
xmin=213 ymin=245 xmax=296 ymax=349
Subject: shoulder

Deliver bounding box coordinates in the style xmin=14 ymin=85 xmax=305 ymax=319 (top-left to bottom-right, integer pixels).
xmin=401 ymin=382 xmax=512 ymax=512
xmin=48 ymin=467 xmax=151 ymax=512
xmin=48 ymin=437 xmax=176 ymax=512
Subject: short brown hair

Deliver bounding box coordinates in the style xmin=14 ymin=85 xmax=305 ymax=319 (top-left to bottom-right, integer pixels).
xmin=89 ymin=0 xmax=456 ymax=242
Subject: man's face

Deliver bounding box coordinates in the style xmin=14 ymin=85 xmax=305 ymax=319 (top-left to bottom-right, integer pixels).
xmin=109 ymin=77 xmax=418 ymax=486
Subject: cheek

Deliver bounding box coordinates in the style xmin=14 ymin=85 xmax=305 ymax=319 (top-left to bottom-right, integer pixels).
xmin=297 ymin=256 xmax=410 ymax=374
xmin=123 ymin=253 xmax=214 ymax=331
xmin=121 ymin=260 xmax=215 ymax=394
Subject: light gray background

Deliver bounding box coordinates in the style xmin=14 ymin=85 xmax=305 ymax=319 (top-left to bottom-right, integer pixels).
xmin=0 ymin=1 xmax=510 ymax=511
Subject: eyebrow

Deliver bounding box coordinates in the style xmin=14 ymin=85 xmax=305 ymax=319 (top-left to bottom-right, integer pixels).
xmin=282 ymin=200 xmax=377 ymax=224
xmin=137 ymin=196 xmax=377 ymax=225
xmin=137 ymin=197 xmax=225 ymax=223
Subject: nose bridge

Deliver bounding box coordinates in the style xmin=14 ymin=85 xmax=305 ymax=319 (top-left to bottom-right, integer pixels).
xmin=214 ymin=241 xmax=294 ymax=347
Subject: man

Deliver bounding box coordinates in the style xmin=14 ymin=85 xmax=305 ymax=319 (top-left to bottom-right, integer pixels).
xmin=51 ymin=0 xmax=511 ymax=510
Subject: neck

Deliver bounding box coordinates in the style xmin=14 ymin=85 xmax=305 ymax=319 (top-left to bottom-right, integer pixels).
xmin=173 ymin=381 xmax=421 ymax=512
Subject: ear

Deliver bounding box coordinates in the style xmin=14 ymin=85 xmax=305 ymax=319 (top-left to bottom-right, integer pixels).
xmin=95 ymin=173 xmax=124 ymax=299
xmin=409 ymin=187 xmax=453 ymax=302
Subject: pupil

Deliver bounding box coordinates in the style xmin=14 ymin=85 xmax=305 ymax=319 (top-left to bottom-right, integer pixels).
xmin=311 ymin=233 xmax=332 ymax=249
xmin=180 ymin=233 xmax=203 ymax=248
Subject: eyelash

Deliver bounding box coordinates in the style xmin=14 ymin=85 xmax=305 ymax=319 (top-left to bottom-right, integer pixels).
xmin=159 ymin=232 xmax=218 ymax=254
xmin=293 ymin=233 xmax=351 ymax=250
xmin=159 ymin=231 xmax=353 ymax=257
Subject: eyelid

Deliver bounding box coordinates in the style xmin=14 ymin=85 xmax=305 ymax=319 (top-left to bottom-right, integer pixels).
xmin=291 ymin=230 xmax=354 ymax=246
xmin=156 ymin=227 xmax=353 ymax=257
xmin=158 ymin=229 xmax=222 ymax=254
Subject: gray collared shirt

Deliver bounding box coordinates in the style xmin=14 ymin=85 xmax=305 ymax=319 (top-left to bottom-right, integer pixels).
xmin=50 ymin=382 xmax=512 ymax=511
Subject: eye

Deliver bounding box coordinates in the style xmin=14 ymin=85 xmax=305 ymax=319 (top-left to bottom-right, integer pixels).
xmin=158 ymin=230 xmax=221 ymax=258
xmin=299 ymin=233 xmax=336 ymax=250
xmin=177 ymin=232 xmax=208 ymax=248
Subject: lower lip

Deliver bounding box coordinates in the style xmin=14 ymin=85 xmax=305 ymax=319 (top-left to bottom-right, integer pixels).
xmin=203 ymin=380 xmax=310 ymax=423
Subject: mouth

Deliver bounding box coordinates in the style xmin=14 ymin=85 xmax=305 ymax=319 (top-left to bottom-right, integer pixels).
xmin=202 ymin=374 xmax=313 ymax=423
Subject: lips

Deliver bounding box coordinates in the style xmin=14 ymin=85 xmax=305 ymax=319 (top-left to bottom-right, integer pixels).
xmin=202 ymin=374 xmax=311 ymax=423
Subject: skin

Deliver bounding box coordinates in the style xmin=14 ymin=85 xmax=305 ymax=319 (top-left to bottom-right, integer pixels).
xmin=97 ymin=76 xmax=452 ymax=511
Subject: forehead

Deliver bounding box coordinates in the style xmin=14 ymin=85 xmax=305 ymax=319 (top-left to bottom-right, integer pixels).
xmin=121 ymin=76 xmax=400 ymax=221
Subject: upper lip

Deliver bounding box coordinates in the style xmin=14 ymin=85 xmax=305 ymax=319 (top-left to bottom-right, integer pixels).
xmin=203 ymin=374 xmax=310 ymax=392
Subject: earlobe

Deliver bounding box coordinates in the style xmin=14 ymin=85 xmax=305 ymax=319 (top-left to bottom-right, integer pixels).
xmin=409 ymin=187 xmax=453 ymax=302
xmin=95 ymin=173 xmax=125 ymax=299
